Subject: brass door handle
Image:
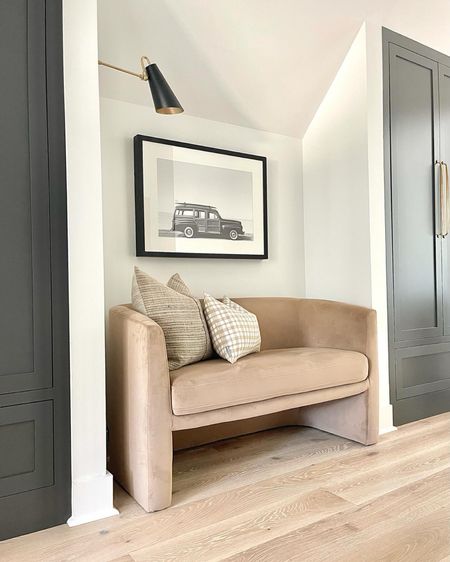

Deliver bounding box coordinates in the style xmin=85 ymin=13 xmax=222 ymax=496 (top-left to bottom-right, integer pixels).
xmin=444 ymin=161 xmax=449 ymax=238
xmin=437 ymin=160 xmax=449 ymax=238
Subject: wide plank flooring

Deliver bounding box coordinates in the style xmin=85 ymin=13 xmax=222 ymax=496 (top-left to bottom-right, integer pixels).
xmin=1 ymin=413 xmax=449 ymax=561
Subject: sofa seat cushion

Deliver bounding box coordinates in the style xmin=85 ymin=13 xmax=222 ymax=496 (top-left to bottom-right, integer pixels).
xmin=170 ymin=347 xmax=368 ymax=416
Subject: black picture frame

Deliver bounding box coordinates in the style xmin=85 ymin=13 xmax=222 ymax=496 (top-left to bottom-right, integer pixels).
xmin=134 ymin=134 xmax=268 ymax=259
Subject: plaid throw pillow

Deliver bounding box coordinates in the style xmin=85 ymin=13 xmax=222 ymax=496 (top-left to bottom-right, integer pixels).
xmin=203 ymin=294 xmax=261 ymax=364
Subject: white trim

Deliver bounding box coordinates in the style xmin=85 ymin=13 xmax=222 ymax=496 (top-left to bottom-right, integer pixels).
xmin=63 ymin=0 xmax=115 ymax=524
xmin=67 ymin=509 xmax=119 ymax=528
xmin=379 ymin=425 xmax=397 ymax=435
xmin=379 ymin=403 xmax=396 ymax=434
xmin=67 ymin=472 xmax=118 ymax=527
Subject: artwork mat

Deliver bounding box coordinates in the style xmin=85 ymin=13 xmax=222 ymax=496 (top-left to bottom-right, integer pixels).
xmin=134 ymin=135 xmax=268 ymax=259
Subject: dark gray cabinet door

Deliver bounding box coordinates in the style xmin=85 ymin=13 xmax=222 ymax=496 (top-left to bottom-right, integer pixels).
xmin=389 ymin=44 xmax=442 ymax=342
xmin=0 ymin=0 xmax=52 ymax=396
xmin=440 ymin=64 xmax=450 ymax=336
xmin=384 ymin=29 xmax=450 ymax=425
xmin=0 ymin=0 xmax=70 ymax=540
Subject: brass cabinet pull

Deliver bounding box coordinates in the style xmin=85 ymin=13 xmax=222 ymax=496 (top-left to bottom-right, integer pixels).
xmin=437 ymin=160 xmax=449 ymax=238
xmin=444 ymin=161 xmax=449 ymax=238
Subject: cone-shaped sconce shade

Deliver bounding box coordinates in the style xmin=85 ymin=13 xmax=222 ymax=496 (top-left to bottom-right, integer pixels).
xmin=145 ymin=63 xmax=183 ymax=115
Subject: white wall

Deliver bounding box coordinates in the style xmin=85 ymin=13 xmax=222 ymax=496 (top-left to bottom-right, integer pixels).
xmin=303 ymin=26 xmax=371 ymax=306
xmin=302 ymin=24 xmax=394 ymax=432
xmin=63 ymin=0 xmax=117 ymax=526
xmin=364 ymin=21 xmax=391 ymax=433
xmin=100 ymin=97 xmax=304 ymax=313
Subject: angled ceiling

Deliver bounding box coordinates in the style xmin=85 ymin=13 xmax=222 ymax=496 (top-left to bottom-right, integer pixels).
xmin=98 ymin=0 xmax=450 ymax=138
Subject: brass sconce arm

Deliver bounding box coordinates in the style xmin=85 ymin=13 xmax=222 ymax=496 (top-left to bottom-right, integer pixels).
xmin=98 ymin=56 xmax=151 ymax=81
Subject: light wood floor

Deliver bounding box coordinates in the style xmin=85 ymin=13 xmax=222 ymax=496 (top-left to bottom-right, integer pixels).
xmin=1 ymin=413 xmax=449 ymax=562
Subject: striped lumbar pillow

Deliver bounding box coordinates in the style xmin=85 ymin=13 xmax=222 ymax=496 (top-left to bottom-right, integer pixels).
xmin=167 ymin=273 xmax=213 ymax=359
xmin=132 ymin=268 xmax=211 ymax=370
xmin=203 ymin=294 xmax=261 ymax=364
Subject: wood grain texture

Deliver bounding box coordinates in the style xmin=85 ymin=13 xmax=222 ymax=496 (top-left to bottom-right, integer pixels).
xmin=0 ymin=413 xmax=448 ymax=562
xmin=223 ymin=469 xmax=450 ymax=562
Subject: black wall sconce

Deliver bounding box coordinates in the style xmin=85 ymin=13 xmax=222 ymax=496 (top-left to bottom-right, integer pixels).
xmin=98 ymin=56 xmax=183 ymax=115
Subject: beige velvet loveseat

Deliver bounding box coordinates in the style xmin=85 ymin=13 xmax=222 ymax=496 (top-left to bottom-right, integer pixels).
xmin=107 ymin=297 xmax=379 ymax=512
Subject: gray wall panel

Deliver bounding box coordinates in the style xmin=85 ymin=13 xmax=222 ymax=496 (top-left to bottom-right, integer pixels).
xmin=395 ymin=343 xmax=450 ymax=399
xmin=383 ymin=28 xmax=450 ymax=425
xmin=0 ymin=0 xmax=52 ymax=394
xmin=0 ymin=0 xmax=71 ymax=540
xmin=0 ymin=401 xmax=54 ymax=497
xmin=390 ymin=45 xmax=442 ymax=341
xmin=440 ymin=65 xmax=450 ymax=336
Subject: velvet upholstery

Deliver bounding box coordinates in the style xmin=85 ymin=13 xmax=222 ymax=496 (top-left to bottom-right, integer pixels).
xmin=107 ymin=298 xmax=379 ymax=513
xmin=171 ymin=379 xmax=369 ymax=430
xmin=170 ymin=347 xmax=368 ymax=415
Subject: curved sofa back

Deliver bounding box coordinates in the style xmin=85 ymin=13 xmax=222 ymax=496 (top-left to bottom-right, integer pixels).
xmin=213 ymin=297 xmax=376 ymax=356
xmin=122 ymin=296 xmax=376 ymax=355
xmin=231 ymin=297 xmax=302 ymax=351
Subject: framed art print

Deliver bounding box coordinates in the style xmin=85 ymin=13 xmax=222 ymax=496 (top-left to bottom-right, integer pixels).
xmin=134 ymin=135 xmax=268 ymax=259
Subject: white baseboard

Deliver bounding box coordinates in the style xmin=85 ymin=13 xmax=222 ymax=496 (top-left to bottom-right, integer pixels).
xmin=67 ymin=507 xmax=119 ymax=527
xmin=67 ymin=470 xmax=119 ymax=527
xmin=379 ymin=403 xmax=396 ymax=435
xmin=379 ymin=424 xmax=397 ymax=435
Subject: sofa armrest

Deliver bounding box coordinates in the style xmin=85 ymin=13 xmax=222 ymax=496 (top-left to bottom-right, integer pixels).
xmin=107 ymin=305 xmax=173 ymax=510
xmin=296 ymin=299 xmax=379 ymax=444
xmin=108 ymin=304 xmax=170 ymax=399
xmin=297 ymin=299 xmax=377 ymax=359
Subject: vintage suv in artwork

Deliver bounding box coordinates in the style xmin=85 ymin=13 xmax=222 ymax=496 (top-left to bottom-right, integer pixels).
xmin=171 ymin=202 xmax=245 ymax=240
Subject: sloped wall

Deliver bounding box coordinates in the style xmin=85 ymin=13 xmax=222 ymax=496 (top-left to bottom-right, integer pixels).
xmin=303 ymin=25 xmax=371 ymax=306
